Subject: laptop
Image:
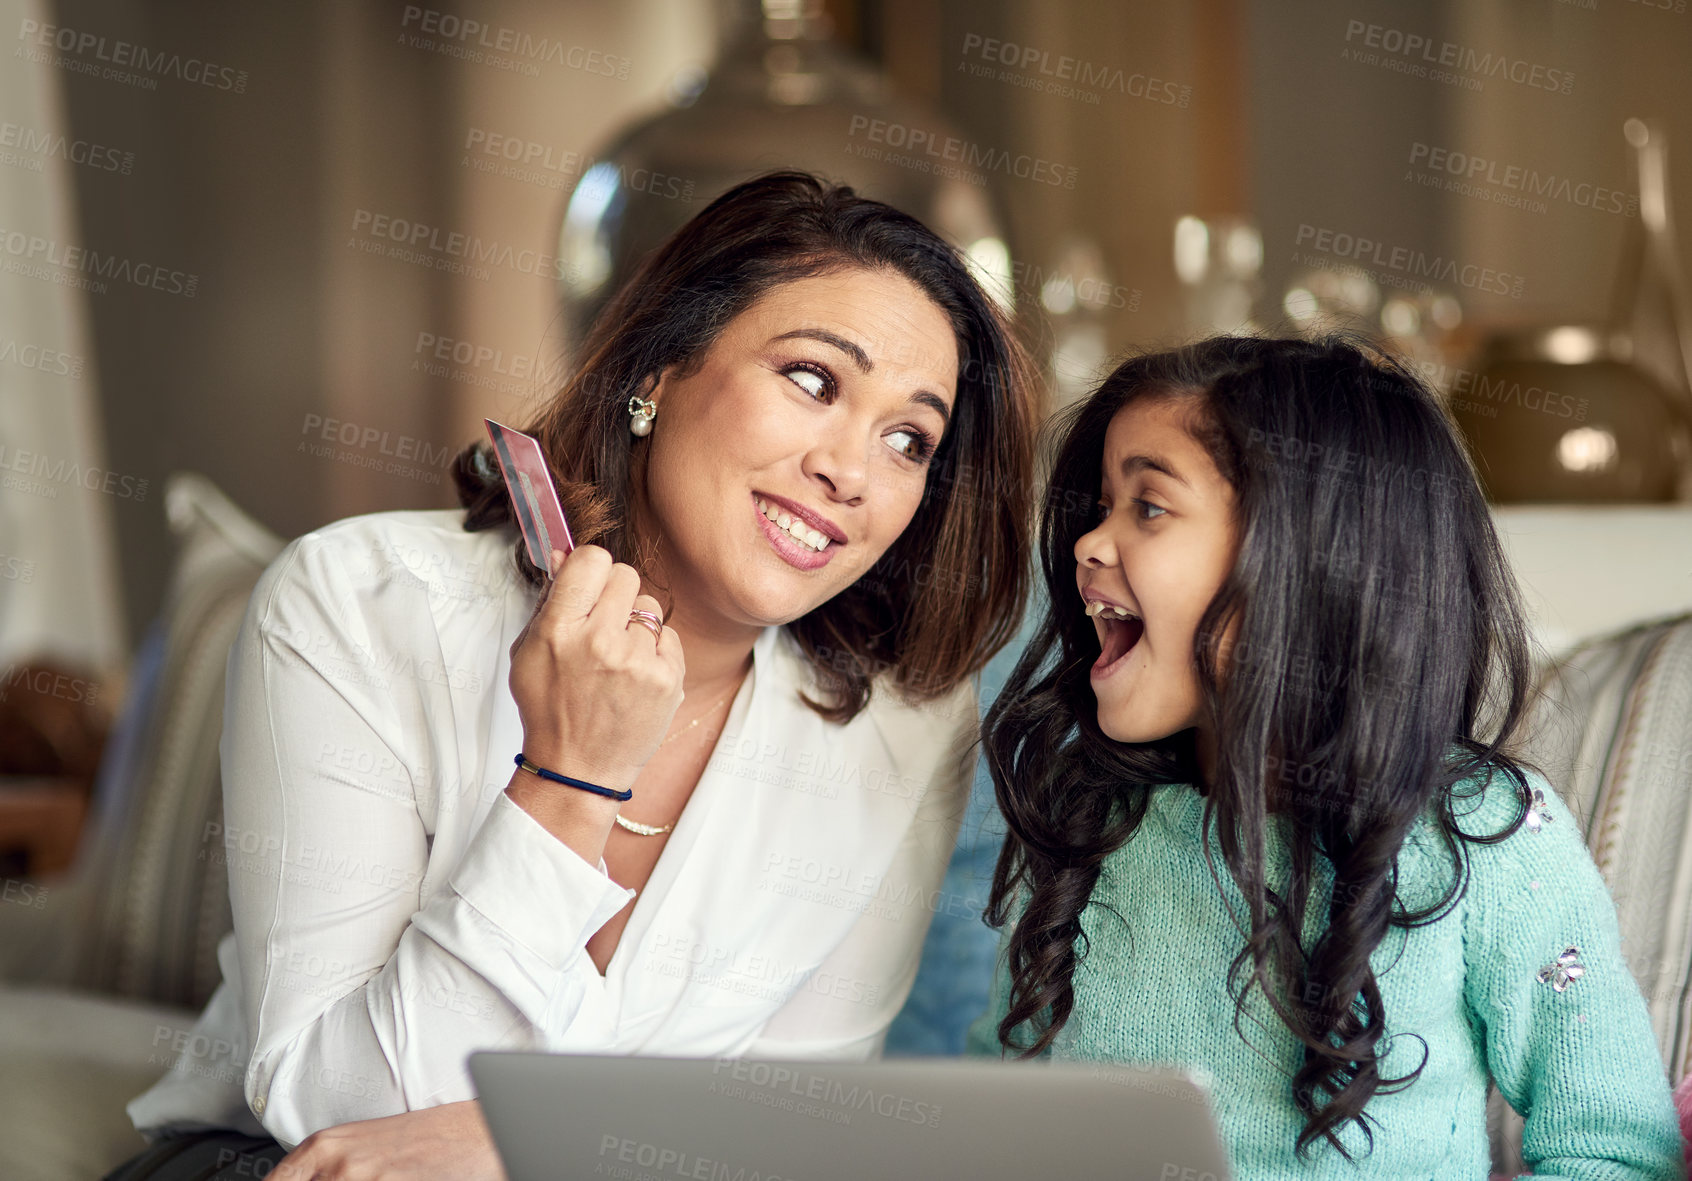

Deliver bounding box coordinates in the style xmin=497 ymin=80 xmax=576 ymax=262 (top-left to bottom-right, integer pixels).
xmin=470 ymin=1051 xmax=1231 ymax=1181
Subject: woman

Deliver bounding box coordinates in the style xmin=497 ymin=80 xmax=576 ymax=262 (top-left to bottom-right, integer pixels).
xmin=110 ymin=171 xmax=1036 ymax=1179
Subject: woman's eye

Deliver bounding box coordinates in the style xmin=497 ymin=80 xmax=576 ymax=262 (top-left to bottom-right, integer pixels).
xmin=784 ymin=364 xmax=832 ymax=401
xmin=885 ymin=428 xmax=935 ymax=463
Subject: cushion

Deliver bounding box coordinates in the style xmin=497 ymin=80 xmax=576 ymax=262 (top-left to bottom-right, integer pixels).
xmin=0 ymin=475 xmax=283 ymax=1181
xmin=1523 ymin=612 xmax=1692 ymax=1074
xmin=1488 ymin=611 xmax=1692 ymax=1173
xmin=74 ymin=472 xmax=284 ymax=1007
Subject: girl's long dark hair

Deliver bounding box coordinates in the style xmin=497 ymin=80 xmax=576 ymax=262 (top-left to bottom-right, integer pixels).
xmin=452 ymin=171 xmax=1036 ymax=721
xmin=982 ymin=334 xmax=1536 ymax=1159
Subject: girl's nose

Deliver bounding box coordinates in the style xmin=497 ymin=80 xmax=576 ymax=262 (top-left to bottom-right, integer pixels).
xmin=1074 ymin=523 xmax=1116 ymax=569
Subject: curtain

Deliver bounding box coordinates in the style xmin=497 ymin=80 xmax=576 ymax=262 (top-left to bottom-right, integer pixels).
xmin=0 ymin=0 xmax=127 ymax=677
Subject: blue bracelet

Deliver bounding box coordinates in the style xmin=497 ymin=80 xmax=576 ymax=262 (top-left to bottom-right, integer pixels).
xmin=513 ymin=753 xmax=634 ymax=801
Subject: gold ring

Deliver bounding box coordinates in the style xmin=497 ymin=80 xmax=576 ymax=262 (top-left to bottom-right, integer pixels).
xmin=627 ymin=608 xmax=663 ymax=642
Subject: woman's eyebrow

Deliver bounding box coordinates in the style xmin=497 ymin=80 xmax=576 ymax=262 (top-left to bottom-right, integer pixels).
xmin=770 ymin=328 xmax=872 ymax=373
xmin=770 ymin=327 xmax=952 ymax=427
xmin=912 ymin=391 xmax=951 ymax=428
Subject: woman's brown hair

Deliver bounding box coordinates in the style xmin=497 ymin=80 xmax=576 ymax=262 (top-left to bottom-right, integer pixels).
xmin=451 ymin=170 xmax=1037 ymax=722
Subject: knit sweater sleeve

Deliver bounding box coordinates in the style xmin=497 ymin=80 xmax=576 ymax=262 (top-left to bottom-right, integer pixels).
xmin=1457 ymin=765 xmax=1684 ymax=1180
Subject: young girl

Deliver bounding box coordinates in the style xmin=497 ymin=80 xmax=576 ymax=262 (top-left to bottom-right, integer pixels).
xmin=968 ymin=335 xmax=1683 ymax=1177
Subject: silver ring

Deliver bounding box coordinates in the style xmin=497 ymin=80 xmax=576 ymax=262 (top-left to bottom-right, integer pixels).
xmin=627 ymin=608 xmax=663 ymax=642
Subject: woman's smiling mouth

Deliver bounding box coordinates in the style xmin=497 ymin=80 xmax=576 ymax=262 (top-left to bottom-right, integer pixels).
xmin=753 ymin=492 xmax=840 ymax=570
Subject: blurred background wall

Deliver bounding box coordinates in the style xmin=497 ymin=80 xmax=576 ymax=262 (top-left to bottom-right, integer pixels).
xmin=3 ymin=5 xmax=1692 ymax=1161
xmin=4 ymin=0 xmax=1691 ymax=665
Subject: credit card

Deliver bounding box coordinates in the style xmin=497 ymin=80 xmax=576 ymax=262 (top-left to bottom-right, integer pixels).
xmin=484 ymin=419 xmax=574 ymax=575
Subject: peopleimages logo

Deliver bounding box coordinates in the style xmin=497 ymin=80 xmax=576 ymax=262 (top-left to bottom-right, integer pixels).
xmin=461 ymin=129 xmax=696 ymax=200
xmin=0 ymin=663 xmax=100 ymax=706
xmin=0 ymin=443 xmax=148 ymax=501
xmin=298 ymin=412 xmax=454 ymax=487
xmin=0 ymin=227 xmax=198 ymax=297
xmin=348 ymin=209 xmax=581 ymax=283
xmin=0 ymin=337 xmax=85 ymax=378
xmin=1341 ymin=18 xmax=1574 ymax=95
xmin=16 ymin=18 xmax=249 ymax=91
xmin=398 ymin=6 xmax=630 ymax=79
xmin=0 ymin=121 xmax=134 ymax=174
xmin=596 ymin=1135 xmax=797 ymax=1181
xmin=958 ymin=33 xmax=1191 ymax=108
xmin=1407 ymin=143 xmax=1636 ymax=217
xmin=1293 ymin=224 xmax=1525 ymax=299
xmin=845 ymin=115 xmax=1078 ymax=189
xmin=413 ymin=331 xmax=537 ymax=380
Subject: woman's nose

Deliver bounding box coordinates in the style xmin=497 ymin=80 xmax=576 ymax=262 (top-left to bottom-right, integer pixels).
xmin=803 ymin=434 xmax=869 ymax=504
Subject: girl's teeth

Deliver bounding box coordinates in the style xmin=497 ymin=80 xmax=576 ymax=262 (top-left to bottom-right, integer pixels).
xmin=757 ymin=498 xmax=830 ymax=552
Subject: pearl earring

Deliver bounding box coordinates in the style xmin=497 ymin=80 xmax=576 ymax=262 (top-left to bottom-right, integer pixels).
xmin=628 ymin=394 xmax=656 ymax=437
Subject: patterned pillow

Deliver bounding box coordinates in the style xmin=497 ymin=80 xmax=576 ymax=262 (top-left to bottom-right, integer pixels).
xmin=74 ymin=473 xmax=284 ymax=1008
xmin=1489 ymin=611 xmax=1692 ymax=1173
xmin=1522 ymin=612 xmax=1692 ymax=1075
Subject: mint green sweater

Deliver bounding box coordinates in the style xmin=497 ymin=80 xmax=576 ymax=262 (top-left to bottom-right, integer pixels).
xmin=966 ymin=767 xmax=1684 ymax=1178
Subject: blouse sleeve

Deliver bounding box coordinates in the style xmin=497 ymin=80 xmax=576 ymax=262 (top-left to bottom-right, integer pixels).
xmin=744 ymin=679 xmax=978 ymax=1062
xmin=1458 ymin=766 xmax=1683 ymax=1180
xmin=224 ymin=531 xmax=633 ymax=1148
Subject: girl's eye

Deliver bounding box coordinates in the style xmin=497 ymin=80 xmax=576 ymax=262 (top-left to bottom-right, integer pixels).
xmin=1096 ymin=500 xmax=1112 ymax=522
xmin=1133 ymin=498 xmax=1167 ymax=521
xmin=885 ymin=428 xmax=936 ymax=464
xmin=784 ymin=362 xmax=833 ymax=401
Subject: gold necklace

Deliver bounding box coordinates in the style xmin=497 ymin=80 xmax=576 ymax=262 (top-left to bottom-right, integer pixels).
xmin=614 ymin=683 xmax=740 ymax=837
xmin=657 ymin=684 xmax=739 ymax=747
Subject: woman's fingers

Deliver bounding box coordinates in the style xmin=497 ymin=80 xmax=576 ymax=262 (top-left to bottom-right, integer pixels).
xmin=627 ymin=595 xmax=683 ymax=692
xmin=625 ymin=592 xmax=665 ymax=641
xmin=511 ymin=545 xmax=607 ymax=661
xmin=585 ymin=560 xmax=645 ymax=634
xmin=272 ymin=1137 xmax=326 ymax=1179
xmin=271 ymin=1101 xmax=504 ymax=1180
xmin=506 ymin=543 xmax=684 ymax=792
xmin=545 ymin=544 xmax=612 ymax=622
xmin=525 ymin=547 xmax=663 ymax=649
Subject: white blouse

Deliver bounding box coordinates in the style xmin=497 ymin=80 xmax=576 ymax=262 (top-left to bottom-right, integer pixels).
xmin=127 ymin=509 xmax=978 ymax=1149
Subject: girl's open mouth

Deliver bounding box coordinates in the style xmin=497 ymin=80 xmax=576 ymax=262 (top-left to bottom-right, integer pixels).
xmin=1090 ymin=611 xmax=1144 ymax=677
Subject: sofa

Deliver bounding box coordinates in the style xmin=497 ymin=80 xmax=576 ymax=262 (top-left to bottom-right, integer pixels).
xmin=0 ymin=473 xmax=284 ymax=1180
xmin=1 ymin=482 xmax=1688 ymax=1180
